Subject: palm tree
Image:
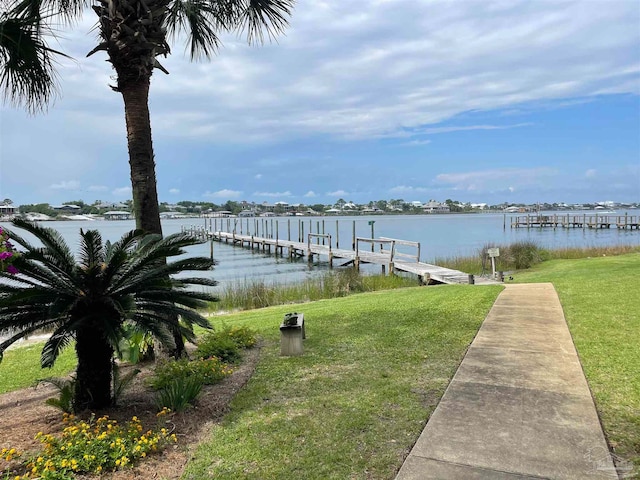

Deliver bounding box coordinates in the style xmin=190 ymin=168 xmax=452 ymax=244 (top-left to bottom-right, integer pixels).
xmin=1 ymin=0 xmax=293 ymax=234
xmin=0 ymin=218 xmax=217 ymax=411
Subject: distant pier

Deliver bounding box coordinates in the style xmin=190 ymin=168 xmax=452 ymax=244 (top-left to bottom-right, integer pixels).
xmin=509 ymin=213 xmax=639 ymax=230
xmin=183 ymin=218 xmax=498 ymax=286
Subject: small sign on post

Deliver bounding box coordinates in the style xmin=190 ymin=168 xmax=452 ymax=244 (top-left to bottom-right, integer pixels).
xmin=487 ymin=248 xmax=500 ymax=279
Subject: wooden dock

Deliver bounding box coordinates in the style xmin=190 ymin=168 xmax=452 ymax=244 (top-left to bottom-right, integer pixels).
xmin=185 ymin=225 xmax=498 ymax=286
xmin=510 ymin=213 xmax=640 ymax=229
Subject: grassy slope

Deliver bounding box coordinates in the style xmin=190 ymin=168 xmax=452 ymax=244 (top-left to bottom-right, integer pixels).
xmin=184 ymin=285 xmax=502 ymax=480
xmin=513 ymin=252 xmax=640 ymax=468
xmin=0 ymin=344 xmax=76 ymax=394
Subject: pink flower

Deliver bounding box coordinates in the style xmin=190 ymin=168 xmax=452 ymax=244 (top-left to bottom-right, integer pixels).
xmin=0 ymin=251 xmax=12 ymax=260
xmin=6 ymin=265 xmax=18 ymax=275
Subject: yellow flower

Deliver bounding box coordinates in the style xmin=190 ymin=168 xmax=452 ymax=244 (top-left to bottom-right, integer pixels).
xmin=96 ymin=465 xmax=102 ymax=473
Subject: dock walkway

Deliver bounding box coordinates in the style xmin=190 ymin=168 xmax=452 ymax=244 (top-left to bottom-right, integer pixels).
xmin=206 ymin=230 xmax=498 ymax=285
xmin=395 ymin=283 xmax=620 ymax=479
xmin=511 ymin=213 xmax=640 ymax=229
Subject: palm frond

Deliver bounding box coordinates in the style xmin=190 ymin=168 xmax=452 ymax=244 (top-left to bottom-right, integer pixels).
xmin=41 ymin=326 xmax=74 ymax=368
xmin=0 ymin=318 xmax=60 ymax=360
xmin=0 ymin=0 xmax=68 ymax=113
xmin=78 ymin=228 xmax=105 ymax=270
xmin=165 ymin=0 xmax=228 ymax=60
xmin=10 ymin=219 xmax=76 ymax=272
xmin=238 ymin=0 xmax=293 ymax=45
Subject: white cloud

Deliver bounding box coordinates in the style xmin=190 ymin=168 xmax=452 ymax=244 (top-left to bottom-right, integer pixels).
xmin=42 ymin=1 xmax=636 ymax=144
xmin=169 ymin=188 xmax=180 ymax=194
xmin=326 ymin=190 xmax=349 ymax=197
xmin=585 ymin=169 xmax=597 ymax=178
xmin=304 ymin=191 xmax=317 ymax=198
xmin=254 ymin=174 xmax=263 ymax=180
xmin=508 ymin=186 xmax=515 ymax=193
xmin=253 ymin=191 xmax=292 ymax=198
xmin=435 ymin=168 xmax=558 ymax=192
xmin=50 ymin=180 xmax=80 ymax=190
xmin=402 ymin=139 xmax=432 ymax=146
xmin=203 ymin=189 xmax=243 ymax=199
xmin=88 ymin=185 xmax=108 ymax=192
xmin=112 ymin=186 xmax=132 ymax=196
xmin=421 ymin=123 xmax=533 ymax=135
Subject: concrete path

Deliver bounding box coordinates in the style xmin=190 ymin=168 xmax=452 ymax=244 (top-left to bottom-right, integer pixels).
xmin=395 ymin=283 xmax=619 ymax=480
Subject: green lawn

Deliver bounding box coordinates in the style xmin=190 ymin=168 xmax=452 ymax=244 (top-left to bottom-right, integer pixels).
xmin=0 ymin=343 xmax=76 ymax=394
xmin=184 ymin=285 xmax=502 ymax=479
xmin=513 ymin=252 xmax=640 ymax=470
xmin=4 ymin=252 xmax=635 ymax=477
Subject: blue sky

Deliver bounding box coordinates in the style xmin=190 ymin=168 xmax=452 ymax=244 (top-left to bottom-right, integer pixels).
xmin=1 ymin=0 xmax=639 ymax=207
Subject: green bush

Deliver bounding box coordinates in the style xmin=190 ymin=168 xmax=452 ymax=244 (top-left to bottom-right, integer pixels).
xmin=221 ymin=325 xmax=258 ymax=349
xmin=194 ymin=335 xmax=241 ymax=363
xmin=149 ymin=357 xmax=233 ymax=390
xmin=154 ymin=376 xmax=203 ymax=412
xmin=195 ymin=325 xmax=258 ymax=362
xmin=503 ymin=241 xmax=543 ymax=269
xmin=43 ymin=377 xmax=76 ymax=414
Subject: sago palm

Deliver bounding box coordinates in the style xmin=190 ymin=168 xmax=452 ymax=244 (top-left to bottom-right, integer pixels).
xmin=0 ymin=218 xmax=217 ymax=411
xmin=0 ymin=0 xmax=293 ymax=234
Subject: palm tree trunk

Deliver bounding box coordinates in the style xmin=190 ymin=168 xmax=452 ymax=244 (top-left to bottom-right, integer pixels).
xmin=119 ymin=76 xmax=186 ymax=358
xmin=75 ymin=325 xmax=114 ymax=411
xmin=120 ymin=77 xmax=162 ymax=235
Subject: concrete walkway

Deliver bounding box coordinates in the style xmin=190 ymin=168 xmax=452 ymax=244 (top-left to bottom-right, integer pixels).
xmin=395 ymin=283 xmax=619 ymax=480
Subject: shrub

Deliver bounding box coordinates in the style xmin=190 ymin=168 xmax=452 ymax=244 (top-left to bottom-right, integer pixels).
xmin=1 ymin=412 xmax=176 ymax=480
xmin=503 ymin=241 xmax=543 ymax=269
xmin=195 ymin=325 xmax=258 ymax=361
xmin=149 ymin=357 xmax=233 ymax=390
xmin=222 ymin=325 xmax=258 ymax=349
xmin=154 ymin=376 xmax=203 ymax=412
xmin=43 ymin=377 xmax=76 ymax=414
xmin=195 ymin=336 xmax=240 ymax=363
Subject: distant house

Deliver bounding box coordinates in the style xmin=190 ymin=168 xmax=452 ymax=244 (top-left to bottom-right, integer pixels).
xmin=503 ymin=206 xmax=521 ymax=213
xmin=210 ymin=210 xmax=232 ymax=218
xmin=94 ymin=201 xmax=128 ymax=210
xmin=0 ymin=203 xmax=16 ymax=216
xmin=423 ymin=201 xmax=450 ymax=214
xmin=103 ymin=211 xmax=133 ymax=220
xmin=325 ymin=208 xmax=342 ymax=214
xmin=52 ymin=204 xmax=81 ymax=213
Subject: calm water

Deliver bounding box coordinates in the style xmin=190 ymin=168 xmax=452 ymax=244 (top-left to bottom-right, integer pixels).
xmin=2 ymin=212 xmax=639 ymax=288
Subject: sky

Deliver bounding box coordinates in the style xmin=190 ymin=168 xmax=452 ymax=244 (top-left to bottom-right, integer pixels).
xmin=1 ymin=0 xmax=639 ymax=207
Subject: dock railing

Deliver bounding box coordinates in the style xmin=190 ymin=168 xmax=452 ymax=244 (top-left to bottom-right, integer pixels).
xmin=307 ymin=233 xmax=332 ymax=252
xmin=380 ymin=237 xmax=421 ymax=263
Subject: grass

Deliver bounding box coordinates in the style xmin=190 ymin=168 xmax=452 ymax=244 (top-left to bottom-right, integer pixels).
xmin=213 ymin=268 xmax=417 ymax=312
xmin=512 ymin=252 xmax=640 ymax=470
xmin=434 ymin=243 xmax=640 ymax=275
xmin=0 ymin=344 xmax=77 ymax=394
xmin=184 ymin=285 xmax=502 ymax=479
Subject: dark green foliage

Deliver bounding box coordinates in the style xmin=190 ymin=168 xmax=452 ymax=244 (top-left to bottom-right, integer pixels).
xmin=0 ymin=219 xmax=217 ymax=410
xmin=222 ymin=325 xmax=257 ymax=349
xmin=149 ymin=357 xmax=232 ymax=390
xmin=117 ymin=323 xmax=155 ymax=364
xmin=195 ymin=335 xmax=240 ymax=363
xmin=43 ymin=377 xmax=76 ymax=413
xmin=154 ymin=376 xmax=203 ymax=412
xmin=501 ymin=241 xmax=543 ymax=269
